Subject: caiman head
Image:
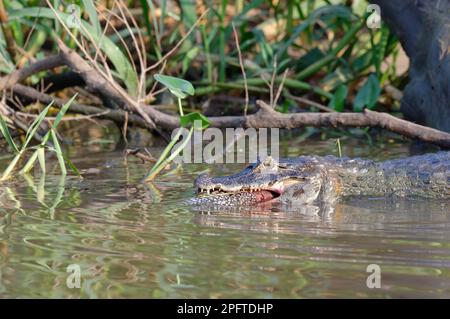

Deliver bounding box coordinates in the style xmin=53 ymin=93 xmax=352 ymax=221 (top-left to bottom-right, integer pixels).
xmin=191 ymin=156 xmax=331 ymax=208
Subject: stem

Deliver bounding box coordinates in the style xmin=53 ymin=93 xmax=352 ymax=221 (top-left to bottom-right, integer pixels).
xmin=178 ymin=97 xmax=184 ymax=116
xmin=219 ymin=0 xmax=227 ymax=82
xmin=143 ymin=96 xmax=185 ymax=181
xmin=144 ymin=127 xmax=193 ymax=181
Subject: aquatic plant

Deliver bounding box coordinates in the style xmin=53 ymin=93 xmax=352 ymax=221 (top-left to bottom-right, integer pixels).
xmin=0 ymin=95 xmax=80 ymax=181
xmin=144 ymin=74 xmax=210 ymax=181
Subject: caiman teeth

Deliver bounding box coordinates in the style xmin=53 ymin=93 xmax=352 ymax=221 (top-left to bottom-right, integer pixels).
xmin=198 ymin=184 xmax=275 ymax=195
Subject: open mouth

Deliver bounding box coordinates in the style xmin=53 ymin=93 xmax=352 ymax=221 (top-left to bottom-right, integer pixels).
xmin=193 ymin=178 xmax=303 ymax=205
xmin=196 ymin=186 xmax=283 ymax=203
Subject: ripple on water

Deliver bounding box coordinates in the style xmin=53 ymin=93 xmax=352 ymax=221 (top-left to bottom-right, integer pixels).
xmin=1 ymin=142 xmax=450 ymax=298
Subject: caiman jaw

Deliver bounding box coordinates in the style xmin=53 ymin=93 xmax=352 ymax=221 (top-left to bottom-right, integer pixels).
xmin=196 ymin=179 xmax=301 ymax=203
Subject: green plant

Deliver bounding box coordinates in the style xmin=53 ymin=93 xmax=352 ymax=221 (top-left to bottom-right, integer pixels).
xmin=0 ymin=95 xmax=80 ymax=181
xmin=143 ymin=74 xmax=209 ymax=181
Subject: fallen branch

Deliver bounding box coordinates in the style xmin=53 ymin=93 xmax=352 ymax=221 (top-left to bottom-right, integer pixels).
xmin=3 ymin=42 xmax=450 ymax=149
xmin=211 ymin=101 xmax=450 ymax=148
xmin=11 ymin=84 xmax=149 ymax=129
xmin=124 ymin=148 xmax=157 ymax=163
xmin=0 ymin=54 xmax=65 ymax=90
xmin=57 ymin=40 xmax=179 ymax=130
xmin=54 ymin=45 xmax=450 ymax=148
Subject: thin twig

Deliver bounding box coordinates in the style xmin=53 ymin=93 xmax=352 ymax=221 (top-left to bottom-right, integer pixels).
xmin=11 ymin=83 xmax=149 ymax=129
xmin=269 ymin=58 xmax=277 ymax=107
xmin=16 ymin=110 xmax=110 ymax=121
xmin=124 ymin=148 xmax=157 ymax=163
xmin=145 ymin=9 xmax=209 ymax=72
xmin=285 ymin=92 xmax=336 ymax=113
xmin=273 ymin=68 xmax=289 ymax=108
xmin=232 ymin=22 xmax=249 ymax=116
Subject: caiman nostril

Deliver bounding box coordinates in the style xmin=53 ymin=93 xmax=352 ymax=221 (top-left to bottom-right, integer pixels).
xmin=194 ymin=173 xmax=211 ymax=186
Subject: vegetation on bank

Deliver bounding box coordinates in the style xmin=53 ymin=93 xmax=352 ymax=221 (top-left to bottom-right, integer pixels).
xmin=0 ymin=0 xmax=441 ymax=180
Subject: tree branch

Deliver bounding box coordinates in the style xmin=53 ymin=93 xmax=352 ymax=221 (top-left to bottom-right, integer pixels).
xmin=0 ymin=54 xmax=65 ymax=90
xmin=3 ymin=39 xmax=449 ymax=149
xmin=207 ymin=101 xmax=450 ymax=148
xmin=11 ymin=83 xmax=149 ymax=129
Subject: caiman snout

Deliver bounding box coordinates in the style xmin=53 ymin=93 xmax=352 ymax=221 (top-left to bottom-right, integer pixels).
xmin=191 ymin=157 xmax=309 ymax=206
xmin=194 ymin=173 xmax=211 ymax=192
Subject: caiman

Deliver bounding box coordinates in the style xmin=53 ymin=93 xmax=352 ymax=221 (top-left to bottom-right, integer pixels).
xmin=190 ymin=152 xmax=450 ymax=207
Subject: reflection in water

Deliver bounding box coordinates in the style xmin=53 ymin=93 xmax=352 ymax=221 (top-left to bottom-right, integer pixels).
xmin=0 ymin=139 xmax=449 ymax=298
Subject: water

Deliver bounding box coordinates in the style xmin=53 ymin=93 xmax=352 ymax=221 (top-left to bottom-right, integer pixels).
xmin=0 ymin=136 xmax=449 ymax=298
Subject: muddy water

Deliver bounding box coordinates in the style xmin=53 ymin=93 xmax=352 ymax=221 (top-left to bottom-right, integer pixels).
xmin=0 ymin=136 xmax=449 ymax=298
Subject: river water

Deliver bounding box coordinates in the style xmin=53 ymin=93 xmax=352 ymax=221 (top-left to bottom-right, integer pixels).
xmin=0 ymin=133 xmax=449 ymax=298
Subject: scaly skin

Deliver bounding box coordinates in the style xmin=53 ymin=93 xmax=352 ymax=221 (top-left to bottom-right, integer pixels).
xmin=191 ymin=152 xmax=450 ymax=207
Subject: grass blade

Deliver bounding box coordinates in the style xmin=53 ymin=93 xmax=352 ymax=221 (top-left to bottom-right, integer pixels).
xmin=23 ymin=100 xmax=53 ymax=150
xmin=62 ymin=154 xmax=81 ymax=177
xmin=51 ymin=94 xmax=77 ymax=130
xmin=20 ymin=149 xmax=39 ymax=174
xmin=81 ymin=0 xmax=101 ymax=36
xmin=9 ymin=8 xmax=139 ymax=96
xmin=37 ymin=146 xmax=46 ymax=174
xmin=0 ymin=113 xmax=19 ymax=153
xmin=0 ymin=152 xmax=22 ymax=181
xmin=144 ymin=127 xmax=194 ymax=181
xmin=51 ymin=129 xmax=67 ymax=176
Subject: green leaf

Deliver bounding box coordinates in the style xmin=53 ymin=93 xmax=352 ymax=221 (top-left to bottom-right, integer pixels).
xmin=0 ymin=152 xmax=22 ymax=181
xmin=179 ymin=112 xmax=210 ymax=130
xmin=0 ymin=113 xmax=19 ymax=153
xmin=21 ymin=149 xmax=39 ymax=174
xmin=81 ymin=0 xmax=101 ymax=36
xmin=9 ymin=8 xmax=139 ymax=96
xmin=37 ymin=146 xmax=46 ymax=174
xmin=328 ymin=85 xmax=348 ymax=112
xmin=353 ymin=74 xmax=381 ymax=112
xmin=62 ymin=154 xmax=81 ymax=177
xmin=182 ymin=46 xmax=200 ymax=75
xmin=51 ymin=94 xmax=77 ymax=130
xmin=277 ymin=5 xmax=353 ymax=58
xmin=50 ymin=129 xmax=67 ymax=175
xmin=23 ymin=101 xmax=53 ymax=150
xmin=154 ymin=74 xmax=195 ymax=99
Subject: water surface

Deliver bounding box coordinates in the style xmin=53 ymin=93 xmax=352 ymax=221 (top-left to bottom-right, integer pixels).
xmin=0 ymin=137 xmax=449 ymax=298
